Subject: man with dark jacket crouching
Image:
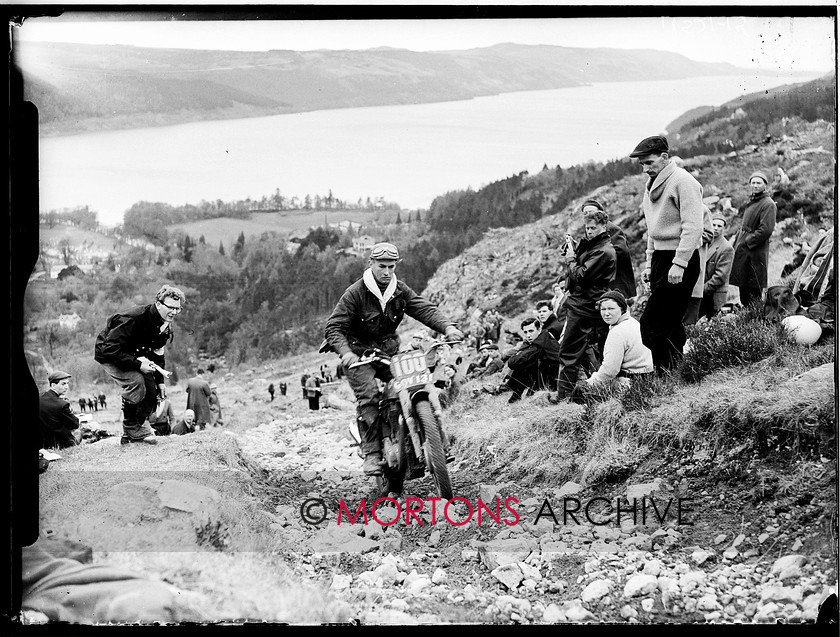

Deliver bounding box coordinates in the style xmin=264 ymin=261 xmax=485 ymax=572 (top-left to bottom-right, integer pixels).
xmin=94 ymin=284 xmax=185 ymax=446
xmin=506 ymin=318 xmax=560 ymax=403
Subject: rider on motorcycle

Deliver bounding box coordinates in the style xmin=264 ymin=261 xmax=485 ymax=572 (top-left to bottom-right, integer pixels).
xmin=322 ymin=242 xmax=463 ymax=476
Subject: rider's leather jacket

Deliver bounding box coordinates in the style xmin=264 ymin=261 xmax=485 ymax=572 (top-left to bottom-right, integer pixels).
xmin=324 ymin=278 xmax=453 ymax=357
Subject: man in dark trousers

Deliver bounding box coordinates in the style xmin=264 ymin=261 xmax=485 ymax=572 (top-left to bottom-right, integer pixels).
xmin=553 ymin=207 xmax=617 ymax=400
xmin=94 ymin=284 xmax=186 ymax=445
xmin=39 ymin=370 xmax=81 ymax=449
xmin=630 ymin=135 xmax=703 ymax=372
xmin=506 ymin=318 xmax=560 ymax=403
xmin=268 ymin=383 xmax=275 ymax=402
xmin=323 ymin=242 xmax=463 ymax=475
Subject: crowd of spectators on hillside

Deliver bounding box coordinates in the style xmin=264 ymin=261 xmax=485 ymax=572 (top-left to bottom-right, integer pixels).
xmin=418 ymin=134 xmax=833 ymax=408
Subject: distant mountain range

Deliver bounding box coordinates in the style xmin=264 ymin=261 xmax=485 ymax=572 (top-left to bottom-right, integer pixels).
xmin=16 ymin=41 xmax=749 ymax=135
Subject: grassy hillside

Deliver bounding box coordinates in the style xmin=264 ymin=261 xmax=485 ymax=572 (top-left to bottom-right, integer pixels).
xmin=16 ymin=41 xmax=743 ymax=136
xmin=422 ymin=118 xmax=834 ymax=324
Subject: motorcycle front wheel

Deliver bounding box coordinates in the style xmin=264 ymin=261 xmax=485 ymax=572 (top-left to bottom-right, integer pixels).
xmin=415 ymin=399 xmax=453 ymax=500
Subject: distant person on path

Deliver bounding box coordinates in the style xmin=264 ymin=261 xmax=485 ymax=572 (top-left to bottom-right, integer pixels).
xmin=699 ymin=213 xmax=735 ymax=320
xmin=300 ymin=374 xmax=309 ymax=399
xmin=570 ymin=291 xmax=654 ymax=404
xmin=98 ymin=393 xmax=107 ymax=409
xmin=730 ymin=170 xmax=777 ymax=308
xmin=580 ymin=199 xmax=637 ymax=299
xmin=78 ymin=397 xmax=86 ymax=413
xmin=88 ymin=396 xmax=97 ymax=412
xmin=208 ymin=383 xmax=223 ymax=427
xmin=185 ymin=370 xmax=212 ymax=431
xmin=630 ymin=135 xmax=703 ymax=373
xmin=171 ymin=409 xmax=196 ymax=436
xmin=506 ymin=318 xmax=561 ymax=403
xmin=268 ymin=383 xmax=275 ymax=402
xmin=147 ymin=397 xmax=176 ymax=436
xmin=305 ymin=374 xmax=321 ymax=411
xmin=553 ymin=207 xmax=616 ymax=400
xmin=322 ymin=242 xmax=463 ymax=475
xmin=279 ymin=381 xmax=287 ymax=396
xmin=39 ymin=370 xmax=81 ymax=449
xmin=95 ymin=284 xmax=185 ymax=445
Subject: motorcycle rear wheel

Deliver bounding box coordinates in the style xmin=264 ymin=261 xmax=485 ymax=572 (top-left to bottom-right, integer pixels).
xmin=415 ymin=399 xmax=453 ymax=500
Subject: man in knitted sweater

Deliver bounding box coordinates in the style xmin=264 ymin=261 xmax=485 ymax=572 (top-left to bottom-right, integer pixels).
xmin=630 ymin=135 xmax=704 ymax=372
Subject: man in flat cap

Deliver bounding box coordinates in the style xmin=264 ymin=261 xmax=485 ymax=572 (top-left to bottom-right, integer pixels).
xmin=630 ymin=135 xmax=704 ymax=372
xmin=95 ymin=284 xmax=185 ymax=445
xmin=323 ymin=242 xmax=463 ymax=475
xmin=700 ymin=212 xmax=735 ymax=319
xmin=39 ymin=371 xmax=81 ymax=449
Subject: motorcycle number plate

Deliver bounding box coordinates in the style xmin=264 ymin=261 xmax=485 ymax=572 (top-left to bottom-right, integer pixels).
xmin=391 ymin=350 xmax=430 ymax=391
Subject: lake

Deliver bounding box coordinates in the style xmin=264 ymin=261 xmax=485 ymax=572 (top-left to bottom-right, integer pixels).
xmin=37 ymin=73 xmax=818 ymax=226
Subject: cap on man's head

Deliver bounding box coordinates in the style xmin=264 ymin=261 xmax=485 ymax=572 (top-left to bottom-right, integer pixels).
xmin=711 ymin=212 xmax=728 ymax=225
xmin=48 ymin=370 xmax=71 ymax=383
xmin=369 ymin=242 xmax=400 ymax=261
xmin=749 ymin=170 xmax=769 ymax=184
xmin=630 ymin=135 xmax=669 ymax=158
xmin=581 ymin=199 xmax=605 ymax=212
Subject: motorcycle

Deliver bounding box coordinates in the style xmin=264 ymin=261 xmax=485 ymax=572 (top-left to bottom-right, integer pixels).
xmin=347 ymin=342 xmax=456 ymax=499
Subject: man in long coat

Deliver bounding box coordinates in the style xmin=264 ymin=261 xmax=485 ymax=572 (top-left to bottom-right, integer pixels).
xmin=730 ymin=170 xmax=777 ymax=308
xmin=185 ymin=371 xmax=212 ymax=431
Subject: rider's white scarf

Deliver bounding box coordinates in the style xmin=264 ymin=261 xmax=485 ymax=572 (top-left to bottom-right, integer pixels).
xmin=363 ymin=268 xmax=397 ymax=312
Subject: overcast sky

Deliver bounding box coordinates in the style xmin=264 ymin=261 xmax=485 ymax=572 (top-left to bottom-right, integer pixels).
xmin=14 ymin=12 xmax=836 ymax=74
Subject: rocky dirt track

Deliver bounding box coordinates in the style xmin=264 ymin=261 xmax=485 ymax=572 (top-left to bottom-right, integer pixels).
xmin=232 ymin=397 xmax=837 ymax=625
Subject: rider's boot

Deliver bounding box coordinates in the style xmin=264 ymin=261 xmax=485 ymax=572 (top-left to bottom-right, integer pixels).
xmin=361 ymin=442 xmax=384 ymax=476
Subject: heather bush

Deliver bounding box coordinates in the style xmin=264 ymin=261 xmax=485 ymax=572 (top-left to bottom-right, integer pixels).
xmin=680 ymin=313 xmax=785 ymax=383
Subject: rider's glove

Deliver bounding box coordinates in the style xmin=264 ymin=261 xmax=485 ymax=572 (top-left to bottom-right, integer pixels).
xmin=444 ymin=325 xmax=464 ymax=342
xmin=341 ymin=351 xmax=360 ymax=368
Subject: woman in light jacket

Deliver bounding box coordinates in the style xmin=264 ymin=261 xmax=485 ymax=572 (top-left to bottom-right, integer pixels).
xmin=571 ymin=290 xmax=654 ymax=404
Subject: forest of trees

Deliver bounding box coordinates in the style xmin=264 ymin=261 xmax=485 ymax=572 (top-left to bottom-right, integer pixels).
xmin=118 ymin=190 xmax=401 ymax=246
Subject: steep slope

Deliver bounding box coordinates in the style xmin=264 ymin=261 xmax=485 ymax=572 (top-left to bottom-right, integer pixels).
xmin=422 ymin=119 xmax=835 ymax=323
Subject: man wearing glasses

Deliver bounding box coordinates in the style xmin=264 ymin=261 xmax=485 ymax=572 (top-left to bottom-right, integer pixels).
xmin=323 ymin=242 xmax=463 ymax=475
xmin=94 ymin=284 xmax=185 ymax=445
xmin=629 ymin=135 xmax=704 ymax=373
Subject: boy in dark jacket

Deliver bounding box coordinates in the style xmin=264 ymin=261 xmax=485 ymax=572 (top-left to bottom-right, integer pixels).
xmin=323 ymin=243 xmax=463 ymax=475
xmin=506 ymin=318 xmax=561 ymax=403
xmin=94 ymin=284 xmax=185 ymax=445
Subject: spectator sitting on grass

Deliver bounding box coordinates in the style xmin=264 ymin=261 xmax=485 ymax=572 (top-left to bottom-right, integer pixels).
xmin=171 ymin=409 xmax=195 ymax=436
xmin=570 ymin=291 xmax=654 ymax=405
